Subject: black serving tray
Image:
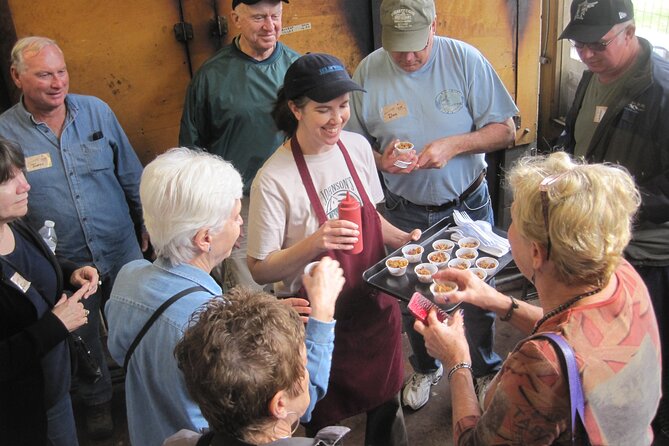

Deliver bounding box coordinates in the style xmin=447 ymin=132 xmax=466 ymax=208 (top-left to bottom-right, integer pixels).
xmin=363 ymin=215 xmax=514 ymax=311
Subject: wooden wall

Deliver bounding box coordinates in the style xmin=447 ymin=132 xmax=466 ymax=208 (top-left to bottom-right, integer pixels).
xmin=1 ymin=0 xmax=540 ymax=165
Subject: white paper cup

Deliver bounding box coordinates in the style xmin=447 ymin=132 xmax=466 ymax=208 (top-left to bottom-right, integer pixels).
xmin=304 ymin=261 xmax=320 ymax=277
xmin=469 ymin=267 xmax=488 ymax=281
xmin=427 ymin=250 xmax=450 ymax=269
xmin=448 ymin=258 xmax=471 ymax=270
xmin=458 ymin=236 xmax=481 ymax=250
xmin=394 ymin=141 xmax=414 ymax=156
xmin=455 ymin=247 xmax=478 ymax=261
xmin=402 ymin=244 xmax=424 ymax=263
xmin=430 ymin=280 xmax=459 ymax=304
xmin=475 ymin=257 xmax=499 ymax=275
xmin=431 ymin=239 xmax=455 ymax=254
xmin=385 ymin=256 xmax=409 ymax=276
xmin=414 ymin=263 xmax=438 ymax=283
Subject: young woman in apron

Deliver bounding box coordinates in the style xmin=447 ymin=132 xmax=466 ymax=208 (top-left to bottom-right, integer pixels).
xmin=247 ymin=54 xmax=422 ymax=446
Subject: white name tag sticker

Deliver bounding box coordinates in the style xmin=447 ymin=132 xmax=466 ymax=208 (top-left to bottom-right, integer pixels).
xmin=25 ymin=153 xmax=52 ymax=172
xmin=382 ymin=101 xmax=409 ymax=122
xmin=10 ymin=272 xmax=31 ymax=293
xmin=593 ymin=106 xmax=607 ymax=123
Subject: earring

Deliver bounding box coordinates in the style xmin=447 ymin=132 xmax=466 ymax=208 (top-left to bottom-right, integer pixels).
xmin=208 ymin=246 xmax=212 ymax=252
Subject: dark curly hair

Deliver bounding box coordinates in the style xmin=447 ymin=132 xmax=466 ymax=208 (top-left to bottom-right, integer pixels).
xmin=174 ymin=287 xmax=306 ymax=440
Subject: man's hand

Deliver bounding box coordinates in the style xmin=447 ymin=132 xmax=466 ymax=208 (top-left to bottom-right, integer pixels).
xmin=416 ymin=136 xmax=461 ymax=169
xmin=377 ymin=139 xmax=419 ymax=174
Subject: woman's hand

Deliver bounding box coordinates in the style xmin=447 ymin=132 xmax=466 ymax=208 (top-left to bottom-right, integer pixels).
xmin=414 ymin=308 xmax=471 ymax=370
xmin=302 ymin=256 xmax=345 ymax=322
xmin=430 ymin=268 xmax=497 ymax=309
xmin=280 ymin=297 xmax=312 ymax=324
xmin=52 ymin=286 xmax=90 ymax=332
xmin=70 ymin=266 xmax=99 ymax=299
xmin=310 ymin=219 xmax=360 ymax=252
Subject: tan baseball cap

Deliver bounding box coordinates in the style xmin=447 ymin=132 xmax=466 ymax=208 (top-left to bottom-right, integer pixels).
xmin=381 ymin=0 xmax=436 ymax=52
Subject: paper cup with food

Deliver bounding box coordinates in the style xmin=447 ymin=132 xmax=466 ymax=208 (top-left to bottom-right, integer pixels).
xmin=427 ymin=250 xmax=450 ymax=269
xmin=431 ymin=239 xmax=455 ymax=255
xmin=469 ymin=267 xmax=488 ymax=281
xmin=414 ymin=263 xmax=438 ymax=283
xmin=448 ymin=257 xmax=471 ymax=270
xmin=303 ymin=261 xmax=320 ymax=277
xmin=401 ymin=244 xmax=424 ymax=263
xmin=455 ymin=247 xmax=478 ymax=261
xmin=476 ymin=257 xmax=499 ymax=276
xmin=458 ymin=236 xmax=481 ymax=250
xmin=394 ymin=141 xmax=414 ymax=156
xmin=386 ymin=256 xmax=409 ymax=276
xmin=430 ymin=280 xmax=459 ymax=305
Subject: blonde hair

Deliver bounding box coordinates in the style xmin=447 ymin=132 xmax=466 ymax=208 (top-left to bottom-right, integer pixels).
xmin=11 ymin=36 xmax=60 ymax=73
xmin=506 ymin=152 xmax=640 ymax=286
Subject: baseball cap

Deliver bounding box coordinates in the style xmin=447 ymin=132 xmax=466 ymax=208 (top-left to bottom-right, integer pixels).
xmin=559 ymin=0 xmax=634 ymax=42
xmin=283 ymin=53 xmax=365 ymax=103
xmin=380 ymin=0 xmax=436 ymax=52
xmin=232 ymin=0 xmax=288 ymax=9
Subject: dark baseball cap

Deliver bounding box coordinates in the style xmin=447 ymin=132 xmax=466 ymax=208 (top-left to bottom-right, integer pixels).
xmin=559 ymin=0 xmax=634 ymax=42
xmin=232 ymin=0 xmax=288 ymax=9
xmin=283 ymin=53 xmax=365 ymax=103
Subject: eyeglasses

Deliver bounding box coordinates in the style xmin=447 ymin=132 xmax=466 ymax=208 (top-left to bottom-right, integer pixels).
xmin=569 ymin=27 xmax=628 ymax=52
xmin=539 ymin=172 xmax=569 ymax=260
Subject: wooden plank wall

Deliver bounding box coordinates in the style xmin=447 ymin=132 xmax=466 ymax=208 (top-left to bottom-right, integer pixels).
xmin=2 ymin=0 xmax=539 ymax=164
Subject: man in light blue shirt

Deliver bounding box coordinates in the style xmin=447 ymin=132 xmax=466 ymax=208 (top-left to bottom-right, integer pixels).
xmin=0 ymin=36 xmax=146 ymax=438
xmin=347 ymin=0 xmax=518 ymax=411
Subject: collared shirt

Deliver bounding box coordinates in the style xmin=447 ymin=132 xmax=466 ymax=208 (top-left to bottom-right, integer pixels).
xmin=0 ymin=94 xmax=144 ymax=276
xmin=106 ymin=257 xmax=334 ymax=446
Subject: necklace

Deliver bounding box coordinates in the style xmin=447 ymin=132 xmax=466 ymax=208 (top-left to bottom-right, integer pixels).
xmin=531 ymin=287 xmax=602 ymax=335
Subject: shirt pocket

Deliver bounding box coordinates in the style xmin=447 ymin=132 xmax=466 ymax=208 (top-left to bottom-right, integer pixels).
xmin=82 ymin=138 xmax=114 ymax=172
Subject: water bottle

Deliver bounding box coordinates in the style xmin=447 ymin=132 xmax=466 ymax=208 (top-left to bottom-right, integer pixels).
xmin=38 ymin=220 xmax=58 ymax=254
xmin=338 ymin=192 xmax=363 ymax=255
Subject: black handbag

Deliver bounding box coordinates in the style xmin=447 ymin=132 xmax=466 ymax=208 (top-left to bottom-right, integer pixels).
xmin=69 ymin=333 xmax=102 ymax=384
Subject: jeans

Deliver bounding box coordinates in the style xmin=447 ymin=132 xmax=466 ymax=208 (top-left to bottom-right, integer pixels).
xmin=46 ymin=394 xmax=79 ymax=446
xmin=381 ymin=181 xmax=503 ymax=377
xmin=73 ymin=279 xmax=112 ymax=407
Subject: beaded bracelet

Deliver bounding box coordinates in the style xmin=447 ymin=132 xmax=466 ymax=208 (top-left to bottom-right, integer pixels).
xmin=447 ymin=362 xmax=473 ymax=381
xmin=500 ymin=295 xmax=518 ymax=321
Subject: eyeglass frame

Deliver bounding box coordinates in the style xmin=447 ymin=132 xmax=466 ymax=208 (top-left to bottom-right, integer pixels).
xmin=569 ymin=26 xmax=628 ymax=52
xmin=539 ymin=172 xmax=569 ymax=260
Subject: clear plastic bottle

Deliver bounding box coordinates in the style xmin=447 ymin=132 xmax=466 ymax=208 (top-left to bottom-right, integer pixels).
xmin=38 ymin=220 xmax=58 ymax=254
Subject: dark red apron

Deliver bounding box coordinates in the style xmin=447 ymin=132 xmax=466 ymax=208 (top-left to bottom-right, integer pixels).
xmin=290 ymin=136 xmax=403 ymax=428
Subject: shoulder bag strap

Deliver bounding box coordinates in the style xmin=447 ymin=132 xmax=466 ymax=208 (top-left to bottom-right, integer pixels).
xmin=531 ymin=332 xmax=587 ymax=445
xmin=123 ymin=285 xmax=206 ymax=371
xmin=195 ymin=431 xmax=216 ymax=446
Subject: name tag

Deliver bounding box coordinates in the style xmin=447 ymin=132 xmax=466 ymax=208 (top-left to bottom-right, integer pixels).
xmin=593 ymin=106 xmax=607 ymax=123
xmin=10 ymin=272 xmax=31 ymax=293
xmin=25 ymin=153 xmax=52 ymax=172
xmin=382 ymin=101 xmax=409 ymax=122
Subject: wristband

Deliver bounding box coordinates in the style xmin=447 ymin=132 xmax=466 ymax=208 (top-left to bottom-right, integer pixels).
xmin=447 ymin=362 xmax=473 ymax=381
xmin=500 ymin=295 xmax=518 ymax=321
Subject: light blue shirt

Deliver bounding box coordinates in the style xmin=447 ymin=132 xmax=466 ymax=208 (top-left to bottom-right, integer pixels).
xmin=106 ymin=258 xmax=334 ymax=446
xmin=348 ymin=36 xmax=519 ymax=205
xmin=0 ymin=94 xmax=143 ymax=277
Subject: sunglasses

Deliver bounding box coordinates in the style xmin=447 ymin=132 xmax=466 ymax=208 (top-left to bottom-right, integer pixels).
xmin=569 ymin=27 xmax=627 ymax=52
xmin=539 ymin=172 xmax=569 ymax=260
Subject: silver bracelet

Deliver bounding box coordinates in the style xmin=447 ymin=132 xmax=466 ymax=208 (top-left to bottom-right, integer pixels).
xmin=447 ymin=362 xmax=473 ymax=381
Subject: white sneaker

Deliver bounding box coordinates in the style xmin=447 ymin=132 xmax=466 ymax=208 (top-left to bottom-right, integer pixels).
xmin=401 ymin=364 xmax=444 ymax=410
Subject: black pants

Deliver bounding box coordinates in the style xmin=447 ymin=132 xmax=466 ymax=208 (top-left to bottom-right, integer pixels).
xmin=305 ymin=393 xmax=408 ymax=446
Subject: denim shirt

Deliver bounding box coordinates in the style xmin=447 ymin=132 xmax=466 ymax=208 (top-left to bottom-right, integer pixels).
xmin=0 ymin=95 xmax=143 ymax=276
xmin=106 ymin=258 xmax=334 ymax=446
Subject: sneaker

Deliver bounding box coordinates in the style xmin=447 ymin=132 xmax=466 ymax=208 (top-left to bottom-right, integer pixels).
xmin=401 ymin=364 xmax=444 ymax=410
xmin=85 ymin=401 xmax=114 ymax=440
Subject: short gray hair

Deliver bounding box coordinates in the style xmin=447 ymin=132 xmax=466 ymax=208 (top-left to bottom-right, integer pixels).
xmin=140 ymin=147 xmax=243 ymax=265
xmin=11 ymin=36 xmax=61 ymax=73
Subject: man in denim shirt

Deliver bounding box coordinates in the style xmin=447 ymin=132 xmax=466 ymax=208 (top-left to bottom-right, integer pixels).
xmin=0 ymin=36 xmax=146 ymax=438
